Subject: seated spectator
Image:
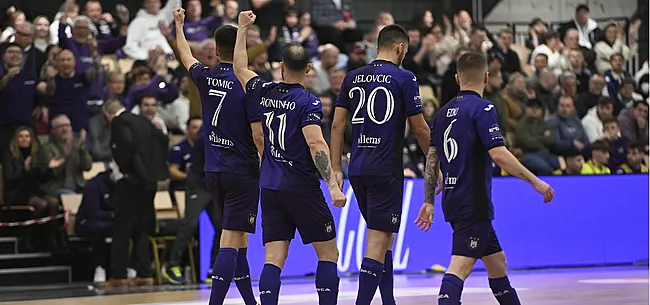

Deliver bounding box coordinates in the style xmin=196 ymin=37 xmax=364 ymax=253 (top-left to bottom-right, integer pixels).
xmin=304 ymin=68 xmax=318 ymax=94
xmin=603 ymin=53 xmax=632 ymax=106
xmin=533 ymin=69 xmax=559 ymax=115
xmin=562 ymin=28 xmax=597 ymax=71
xmin=131 ymin=95 xmax=169 ymax=135
xmin=103 ymin=71 xmax=126 ymax=102
xmin=516 ymin=98 xmax=559 ymax=175
xmin=602 ymin=116 xmax=630 ymax=170
xmin=158 ymin=75 xmax=190 ymax=134
xmin=594 ymin=21 xmax=638 ymax=74
xmin=168 ymin=117 xmax=202 ymax=191
xmin=530 ymin=53 xmax=549 ymax=77
xmin=74 ymin=170 xmax=115 ymax=283
xmin=88 ymin=101 xmax=114 ymax=162
xmin=345 ymin=42 xmax=367 ymax=72
xmin=547 ymin=96 xmax=590 ymax=155
xmin=325 ymin=68 xmax=345 ymax=101
xmin=576 ymin=74 xmax=605 ymax=118
xmin=501 ymin=72 xmax=527 ymax=132
xmin=615 ymin=141 xmax=648 ymax=174
xmin=634 ymin=61 xmax=649 ymax=99
xmin=484 ymin=68 xmax=512 ymax=143
xmin=38 ymin=114 xmax=93 ymax=196
xmin=617 ymin=100 xmax=649 ymax=149
xmin=617 ymin=78 xmax=644 ymax=110
xmin=556 ymin=72 xmax=579 ymax=111
xmin=312 ymin=44 xmax=339 ymax=93
xmin=566 ymin=48 xmax=593 ymax=94
xmin=557 ymin=4 xmax=603 ymax=50
xmin=581 ymin=140 xmax=611 ymax=174
xmin=525 ymin=17 xmax=548 ymax=51
xmin=298 ymin=11 xmax=320 ymax=61
xmin=582 ymin=97 xmax=614 ymax=143
xmin=220 ymin=0 xmax=238 ymax=27
xmin=123 ymin=0 xmax=181 ymax=60
xmin=440 ymin=46 xmax=470 ymax=105
xmin=530 ymin=32 xmax=567 ymax=76
xmin=492 ymin=147 xmax=524 ymax=176
xmin=552 ymin=150 xmax=585 ymax=175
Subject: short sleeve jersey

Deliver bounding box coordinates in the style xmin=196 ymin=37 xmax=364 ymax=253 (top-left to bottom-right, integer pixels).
xmin=430 ymin=91 xmax=505 ymax=222
xmin=335 ymin=60 xmax=422 ymax=177
xmin=246 ymin=76 xmax=323 ymax=192
xmin=168 ymin=139 xmax=193 ymax=189
xmin=189 ymin=62 xmax=261 ymax=177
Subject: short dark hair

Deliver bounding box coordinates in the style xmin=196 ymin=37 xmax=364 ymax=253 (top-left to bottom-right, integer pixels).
xmin=377 ymin=24 xmax=409 ymax=50
xmin=213 ymin=25 xmax=237 ymax=59
xmin=187 ymin=115 xmax=202 ymax=126
xmin=576 ymin=4 xmax=590 ymax=13
xmin=282 ymin=43 xmax=310 ymax=72
xmin=591 ymin=140 xmax=610 ymax=152
xmin=601 ymin=115 xmax=618 ymax=126
xmin=609 ymin=52 xmax=624 ymax=62
xmin=285 ymin=7 xmax=299 ymax=17
xmin=534 ymin=53 xmax=549 ymax=61
xmin=628 ymin=140 xmax=646 ymax=152
xmin=634 ymin=99 xmax=649 ymax=108
xmin=621 ymin=78 xmax=636 ymax=88
xmin=4 ymin=42 xmax=22 ymax=51
xmin=139 ymin=93 xmax=158 ymax=106
xmin=597 ymin=97 xmax=614 ymax=107
xmin=540 ymin=32 xmax=558 ymax=45
xmin=456 ymin=52 xmax=488 ymax=83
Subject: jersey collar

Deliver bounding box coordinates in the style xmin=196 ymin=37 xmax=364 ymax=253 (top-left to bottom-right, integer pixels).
xmin=458 ymin=90 xmax=482 ymax=98
xmin=371 ymin=59 xmax=397 ymax=67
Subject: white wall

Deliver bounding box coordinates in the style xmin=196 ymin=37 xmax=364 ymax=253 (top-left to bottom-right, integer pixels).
xmin=486 ymin=0 xmax=637 ymax=23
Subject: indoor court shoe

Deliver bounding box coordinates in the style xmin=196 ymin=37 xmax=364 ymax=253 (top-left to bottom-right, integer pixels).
xmin=131 ymin=277 xmax=154 ymax=286
xmin=164 ymin=266 xmax=184 ymax=285
xmin=100 ymin=278 xmax=130 ymax=288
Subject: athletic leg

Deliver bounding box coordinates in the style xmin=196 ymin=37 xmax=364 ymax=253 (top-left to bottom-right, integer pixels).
xmin=482 ymin=225 xmax=520 ymax=305
xmin=234 ymin=235 xmax=257 ymax=305
xmin=312 ymin=240 xmax=340 ymax=305
xmin=379 ymin=234 xmax=396 ymax=305
xmin=260 ymin=241 xmax=289 ymax=305
xmin=439 ymin=256 xmax=476 ymax=305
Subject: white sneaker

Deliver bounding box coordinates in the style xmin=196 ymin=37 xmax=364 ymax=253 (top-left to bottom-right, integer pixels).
xmin=94 ymin=266 xmax=106 ymax=283
xmin=127 ymin=268 xmax=137 ymax=280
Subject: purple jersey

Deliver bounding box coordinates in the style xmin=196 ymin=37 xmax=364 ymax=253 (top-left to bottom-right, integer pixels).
xmin=189 ymin=62 xmax=261 ymax=177
xmin=246 ymin=76 xmax=323 ymax=192
xmin=336 ymin=60 xmax=423 ymax=177
xmin=430 ymin=91 xmax=505 ymax=222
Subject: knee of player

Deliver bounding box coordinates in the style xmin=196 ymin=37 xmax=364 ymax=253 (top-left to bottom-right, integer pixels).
xmin=314 ymin=242 xmax=339 ymax=263
xmin=265 ymin=250 xmax=289 ymax=266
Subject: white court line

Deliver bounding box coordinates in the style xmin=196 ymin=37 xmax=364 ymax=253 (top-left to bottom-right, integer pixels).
xmin=135 ymin=286 xmax=529 ymax=305
xmin=578 ymin=278 xmax=650 ymax=284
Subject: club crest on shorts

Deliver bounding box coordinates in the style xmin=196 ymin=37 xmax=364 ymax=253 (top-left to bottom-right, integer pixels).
xmin=248 ymin=214 xmax=256 ymax=224
xmin=325 ymin=222 xmax=333 ymax=233
xmin=391 ymin=213 xmax=400 ymax=225
xmin=469 ymin=237 xmax=479 ymax=249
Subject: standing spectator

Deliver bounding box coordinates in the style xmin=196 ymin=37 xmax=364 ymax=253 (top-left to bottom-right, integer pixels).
xmin=515 ymin=98 xmax=559 ymax=175
xmin=84 ymin=0 xmax=131 ymax=42
xmin=103 ymin=71 xmax=126 ymax=102
xmin=615 ymin=141 xmax=648 ymax=174
xmin=525 ymin=17 xmax=548 ymax=51
xmin=221 ymin=0 xmax=240 ymax=27
xmin=547 ymin=96 xmax=590 ymax=155
xmin=412 ymin=10 xmax=433 ymax=37
xmin=617 ymin=100 xmax=649 ymax=149
xmin=275 ymin=8 xmax=319 ymax=62
xmin=566 ymin=49 xmax=593 ymax=95
xmin=602 ymin=116 xmax=630 ymax=170
xmin=0 ymin=8 xmax=25 ymax=43
xmin=0 ymin=43 xmax=39 ymax=159
xmin=594 ymin=21 xmax=638 ymax=74
xmin=37 ymin=49 xmax=101 ymax=132
xmin=132 ymin=95 xmax=169 ymax=135
xmin=576 ymin=74 xmax=606 ymax=118
xmin=530 ymin=32 xmax=567 ymax=76
xmin=466 ymin=27 xmax=488 ymax=56
xmin=489 ymin=28 xmax=521 ymax=80
xmin=175 ymin=0 xmax=223 ymax=44
xmin=603 ymin=53 xmax=632 ymax=106
xmin=123 ymin=0 xmax=181 ymax=60
xmin=311 ymin=43 xmax=339 ymax=93
xmin=74 ymin=170 xmax=115 ymax=283
xmin=298 ymin=11 xmax=320 ymax=61
xmin=310 ymin=0 xmax=361 ymax=52
xmin=581 ymin=140 xmax=611 ymax=174
xmin=483 ymin=67 xmax=512 ymax=143
xmin=123 ymin=64 xmax=179 ymax=111
xmin=50 ymin=0 xmax=79 ymax=46
xmin=552 ymin=151 xmax=584 ymax=175
xmin=440 ymin=46 xmax=470 ymax=105
xmin=168 ymin=117 xmax=202 ymax=191
xmin=582 ymin=97 xmax=614 ymax=143
xmin=617 ymin=78 xmax=644 ymax=110
xmin=39 ymin=115 xmax=93 ymax=196
xmin=88 ymin=99 xmax=116 ymax=162
xmin=159 ymin=75 xmax=190 ymax=134
xmin=0 ymin=22 xmax=47 ymax=77
xmin=557 ymin=4 xmax=603 ymax=49
xmin=33 ymin=16 xmax=53 ymax=52
xmin=250 ymin=0 xmax=294 ymax=39
xmin=402 ymin=26 xmax=436 ymax=87
xmin=500 ymin=72 xmax=528 ymax=132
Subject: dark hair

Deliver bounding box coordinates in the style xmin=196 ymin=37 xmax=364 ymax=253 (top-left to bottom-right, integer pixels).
xmin=470 ymin=27 xmax=486 ymax=36
xmin=213 ymin=25 xmax=237 ymax=59
xmin=633 ymin=99 xmax=649 ymax=108
xmin=540 ymin=32 xmax=558 ymax=45
xmin=377 ymin=24 xmax=409 ymax=50
xmin=139 ymin=93 xmax=158 ymax=106
xmin=601 ymin=115 xmax=618 ymax=126
xmin=591 ymin=140 xmax=610 ymax=152
xmin=628 ymin=140 xmax=646 ymax=152
xmin=186 ymin=115 xmax=202 ymax=126
xmin=575 ymin=4 xmax=590 ymax=13
xmin=282 ymin=43 xmax=310 ymax=72
xmin=456 ymin=52 xmax=488 ymax=82
xmin=563 ymin=149 xmax=583 ymax=158
xmin=609 ymin=52 xmax=624 ymax=62
xmin=621 ymin=78 xmax=636 ymax=88
xmin=4 ymin=42 xmax=21 ymax=51
xmin=597 ymin=97 xmax=614 ymax=107
xmin=285 ymin=7 xmax=299 ymax=18
xmin=534 ymin=53 xmax=549 ymax=61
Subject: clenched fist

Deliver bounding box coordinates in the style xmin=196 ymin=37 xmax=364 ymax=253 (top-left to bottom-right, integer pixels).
xmin=238 ymin=11 xmax=256 ymax=28
xmin=173 ymin=8 xmax=185 ymax=25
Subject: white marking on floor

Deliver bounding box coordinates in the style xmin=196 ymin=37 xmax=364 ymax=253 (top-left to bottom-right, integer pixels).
xmin=578 ymin=278 xmax=650 ymax=284
xmin=136 ymin=286 xmax=529 ymax=305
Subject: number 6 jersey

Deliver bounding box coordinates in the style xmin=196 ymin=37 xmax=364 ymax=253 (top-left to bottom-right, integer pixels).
xmin=430 ymin=91 xmax=505 ymax=222
xmin=189 ymin=62 xmax=261 ymax=177
xmin=246 ymin=76 xmax=324 ymax=192
xmin=335 ymin=60 xmax=423 ymax=178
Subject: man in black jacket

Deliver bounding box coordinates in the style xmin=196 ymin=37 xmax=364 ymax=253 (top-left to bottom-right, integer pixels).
xmin=101 ymin=98 xmax=169 ymax=287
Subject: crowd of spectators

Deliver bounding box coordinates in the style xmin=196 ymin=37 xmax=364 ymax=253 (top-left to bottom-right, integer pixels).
xmin=0 ymin=0 xmax=647 ymax=282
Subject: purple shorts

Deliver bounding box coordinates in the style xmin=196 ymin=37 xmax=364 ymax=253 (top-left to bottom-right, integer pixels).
xmin=349 ymin=175 xmax=404 ymax=233
xmin=205 ymin=172 xmax=259 ymax=233
xmin=450 ymin=218 xmax=502 ymax=259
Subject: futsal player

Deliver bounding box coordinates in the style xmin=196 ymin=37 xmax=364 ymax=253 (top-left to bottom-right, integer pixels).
xmin=233 ymin=11 xmax=347 ymax=305
xmin=173 ymin=8 xmax=262 ymax=305
xmin=416 ymin=52 xmax=555 ymax=305
xmin=330 ymin=24 xmax=433 ymax=305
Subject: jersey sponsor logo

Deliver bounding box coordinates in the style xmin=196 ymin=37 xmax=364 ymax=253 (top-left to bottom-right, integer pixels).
xmin=444 ymin=176 xmax=457 ymax=187
xmin=489 ymin=124 xmax=503 ymax=141
xmin=357 ymin=133 xmax=382 ymax=147
xmin=443 ymin=119 xmax=459 ymax=162
xmin=484 ymin=104 xmax=494 ymax=111
xmin=208 ymin=131 xmax=234 ymax=147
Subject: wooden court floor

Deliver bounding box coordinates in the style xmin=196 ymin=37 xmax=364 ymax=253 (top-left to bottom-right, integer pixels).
xmin=2 ymin=267 xmax=648 ymax=305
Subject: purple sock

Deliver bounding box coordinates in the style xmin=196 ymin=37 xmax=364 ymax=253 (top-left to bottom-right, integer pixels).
xmin=208 ymin=248 xmax=238 ymax=305
xmin=438 ymin=273 xmax=464 ymax=305
xmin=315 ymin=261 xmax=339 ymax=305
xmin=234 ymin=248 xmax=257 ymax=305
xmin=379 ymin=251 xmax=395 ymax=305
xmin=259 ymin=263 xmax=282 ymax=305
xmin=355 ymin=257 xmax=383 ymax=305
xmin=489 ymin=276 xmax=521 ymax=305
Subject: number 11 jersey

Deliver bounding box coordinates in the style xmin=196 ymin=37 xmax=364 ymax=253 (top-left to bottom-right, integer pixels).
xmin=189 ymin=62 xmax=261 ymax=177
xmin=336 ymin=60 xmax=423 ymax=178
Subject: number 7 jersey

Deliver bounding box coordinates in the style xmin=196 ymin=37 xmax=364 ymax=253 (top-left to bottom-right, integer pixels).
xmin=336 ymin=60 xmax=423 ymax=177
xmin=189 ymin=62 xmax=261 ymax=177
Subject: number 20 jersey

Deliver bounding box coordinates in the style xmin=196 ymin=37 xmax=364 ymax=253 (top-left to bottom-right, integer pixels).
xmin=246 ymin=76 xmax=324 ymax=192
xmin=336 ymin=60 xmax=423 ymax=177
xmin=430 ymin=91 xmax=505 ymax=222
xmin=189 ymin=62 xmax=261 ymax=177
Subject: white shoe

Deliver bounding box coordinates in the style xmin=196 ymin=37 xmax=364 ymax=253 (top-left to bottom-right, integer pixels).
xmin=94 ymin=266 xmax=106 ymax=283
xmin=127 ymin=268 xmax=137 ymax=280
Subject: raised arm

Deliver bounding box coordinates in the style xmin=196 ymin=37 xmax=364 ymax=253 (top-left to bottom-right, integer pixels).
xmin=84 ymin=38 xmax=102 ymax=84
xmin=233 ymin=11 xmax=259 ymax=91
xmin=172 ymin=8 xmax=199 ymax=71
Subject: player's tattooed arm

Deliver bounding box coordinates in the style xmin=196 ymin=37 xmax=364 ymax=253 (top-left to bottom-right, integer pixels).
xmin=424 ymin=146 xmax=440 ymax=204
xmin=315 ymin=151 xmax=332 ymax=183
xmin=304 ymin=125 xmax=337 ymax=188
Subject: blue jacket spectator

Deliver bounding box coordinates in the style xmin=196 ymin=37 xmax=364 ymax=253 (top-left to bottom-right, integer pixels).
xmin=75 ymin=171 xmax=114 ymax=236
xmin=547 ymin=96 xmax=590 ymax=155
